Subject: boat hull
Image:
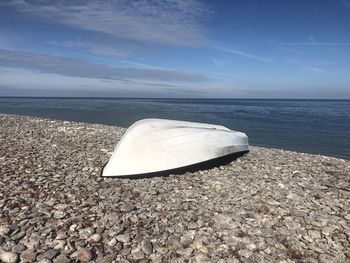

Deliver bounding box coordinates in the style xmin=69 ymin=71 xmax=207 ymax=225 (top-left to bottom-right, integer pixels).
xmin=102 ymin=119 xmax=249 ymax=177
xmin=102 ymin=150 xmax=248 ymax=179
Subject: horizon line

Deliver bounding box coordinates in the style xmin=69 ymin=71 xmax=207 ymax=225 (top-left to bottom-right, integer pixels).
xmin=0 ymin=96 xmax=349 ymax=100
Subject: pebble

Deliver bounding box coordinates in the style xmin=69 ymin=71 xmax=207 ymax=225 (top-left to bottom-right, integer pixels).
xmin=20 ymin=249 xmax=37 ymax=262
xmin=120 ymin=203 xmax=135 ymax=212
xmin=53 ymin=254 xmax=70 ymax=263
xmin=39 ymin=249 xmax=59 ymax=260
xmin=129 ymin=250 xmax=144 ymax=260
xmin=141 ymin=238 xmax=153 ymax=254
xmin=308 ymin=230 xmax=321 ymax=239
xmin=0 ymin=226 xmax=10 ymax=236
xmin=238 ymin=249 xmax=252 ymax=258
xmin=12 ymin=243 xmax=27 ymax=253
xmin=97 ymin=254 xmax=116 ymax=263
xmin=37 ymin=259 xmax=51 ymax=263
xmin=88 ymin=233 xmax=102 ymax=242
xmin=194 ymin=253 xmax=212 ymax=263
xmin=194 ymin=239 xmax=208 ymax=254
xmin=53 ymin=210 xmax=67 ymax=219
xmin=246 ymin=243 xmax=257 ymax=251
xmin=177 ymin=247 xmax=193 ymax=257
xmin=0 ymin=250 xmax=19 ymax=263
xmin=76 ymin=248 xmax=93 ymax=262
xmin=79 ymin=228 xmax=94 ymax=239
xmin=107 ymin=237 xmax=117 ymax=247
xmin=116 ymin=234 xmax=130 ymax=243
xmin=11 ymin=231 xmax=26 ymax=241
xmin=309 ymin=245 xmax=325 ymax=253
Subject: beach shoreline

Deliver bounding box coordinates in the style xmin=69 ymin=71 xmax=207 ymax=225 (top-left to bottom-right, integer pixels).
xmin=0 ymin=113 xmax=349 ymax=262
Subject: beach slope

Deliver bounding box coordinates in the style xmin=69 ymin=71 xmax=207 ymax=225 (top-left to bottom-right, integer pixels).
xmin=0 ymin=114 xmax=349 ymax=262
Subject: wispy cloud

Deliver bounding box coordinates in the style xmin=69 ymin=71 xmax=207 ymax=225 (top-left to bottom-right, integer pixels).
xmin=3 ymin=0 xmax=210 ymax=46
xmin=115 ymin=59 xmax=169 ymax=70
xmin=211 ymin=58 xmax=232 ymax=68
xmin=302 ymin=66 xmax=324 ymax=74
xmin=281 ymin=36 xmax=350 ymax=46
xmin=282 ymin=42 xmax=350 ymax=46
xmin=0 ymin=49 xmax=208 ymax=82
xmin=47 ymin=40 xmax=130 ymax=57
xmin=286 ymin=59 xmax=327 ymax=74
xmin=209 ymin=43 xmax=271 ymax=63
xmin=0 ymin=67 xmax=193 ymax=97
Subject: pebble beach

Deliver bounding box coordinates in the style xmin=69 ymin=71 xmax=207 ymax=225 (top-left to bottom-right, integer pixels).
xmin=0 ymin=113 xmax=349 ymax=263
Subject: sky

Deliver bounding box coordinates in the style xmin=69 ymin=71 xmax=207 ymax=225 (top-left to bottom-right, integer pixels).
xmin=0 ymin=0 xmax=350 ymax=98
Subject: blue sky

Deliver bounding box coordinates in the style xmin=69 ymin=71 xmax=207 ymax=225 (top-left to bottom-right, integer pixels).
xmin=0 ymin=0 xmax=349 ymax=98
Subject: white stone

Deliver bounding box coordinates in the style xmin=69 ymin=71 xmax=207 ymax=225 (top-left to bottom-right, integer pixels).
xmin=0 ymin=250 xmax=18 ymax=263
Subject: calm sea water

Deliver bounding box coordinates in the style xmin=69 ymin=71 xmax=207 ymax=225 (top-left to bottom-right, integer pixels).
xmin=0 ymin=97 xmax=349 ymax=159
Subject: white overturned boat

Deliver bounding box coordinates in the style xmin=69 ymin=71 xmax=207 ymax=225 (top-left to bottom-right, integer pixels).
xmin=102 ymin=119 xmax=249 ymax=178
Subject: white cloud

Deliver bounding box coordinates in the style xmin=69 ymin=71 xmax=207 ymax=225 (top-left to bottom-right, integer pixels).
xmin=0 ymin=67 xmax=186 ymax=97
xmin=0 ymin=49 xmax=208 ymax=82
xmin=0 ymin=66 xmax=246 ymax=98
xmin=4 ymin=0 xmax=210 ymax=46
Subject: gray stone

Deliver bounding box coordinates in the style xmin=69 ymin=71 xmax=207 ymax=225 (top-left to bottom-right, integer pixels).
xmin=177 ymin=247 xmax=193 ymax=257
xmin=11 ymin=231 xmax=26 ymax=241
xmin=308 ymin=230 xmax=321 ymax=239
xmin=238 ymin=249 xmax=252 ymax=258
xmin=79 ymin=228 xmax=94 ymax=239
xmin=53 ymin=211 xmax=67 ymax=219
xmin=141 ymin=238 xmax=153 ymax=254
xmin=107 ymin=237 xmax=117 ymax=247
xmin=53 ymin=254 xmax=70 ymax=263
xmin=0 ymin=226 xmax=10 ymax=236
xmin=20 ymin=249 xmax=37 ymax=262
xmin=194 ymin=253 xmax=212 ymax=263
xmin=39 ymin=249 xmax=59 ymax=260
xmin=55 ymin=232 xmax=67 ymax=240
xmin=129 ymin=250 xmax=144 ymax=260
xmin=12 ymin=243 xmax=27 ymax=253
xmin=96 ymin=254 xmax=116 ymax=263
xmin=119 ymin=247 xmax=131 ymax=256
xmin=8 ymin=224 xmax=19 ymax=233
xmin=167 ymin=236 xmax=181 ymax=248
xmin=319 ymin=254 xmax=335 ymax=263
xmin=88 ymin=233 xmax=101 ymax=243
xmin=309 ymin=245 xmax=324 ymax=254
xmin=120 ymin=204 xmax=135 ymax=212
xmin=149 ymin=254 xmax=162 ymax=263
xmin=116 ymin=234 xmax=130 ymax=243
xmin=0 ymin=236 xmax=5 ymax=245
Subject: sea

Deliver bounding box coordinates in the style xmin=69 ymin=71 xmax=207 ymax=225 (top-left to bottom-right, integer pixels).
xmin=0 ymin=97 xmax=349 ymax=159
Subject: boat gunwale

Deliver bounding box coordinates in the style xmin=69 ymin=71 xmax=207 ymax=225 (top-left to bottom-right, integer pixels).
xmin=101 ymin=150 xmax=249 ymax=179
